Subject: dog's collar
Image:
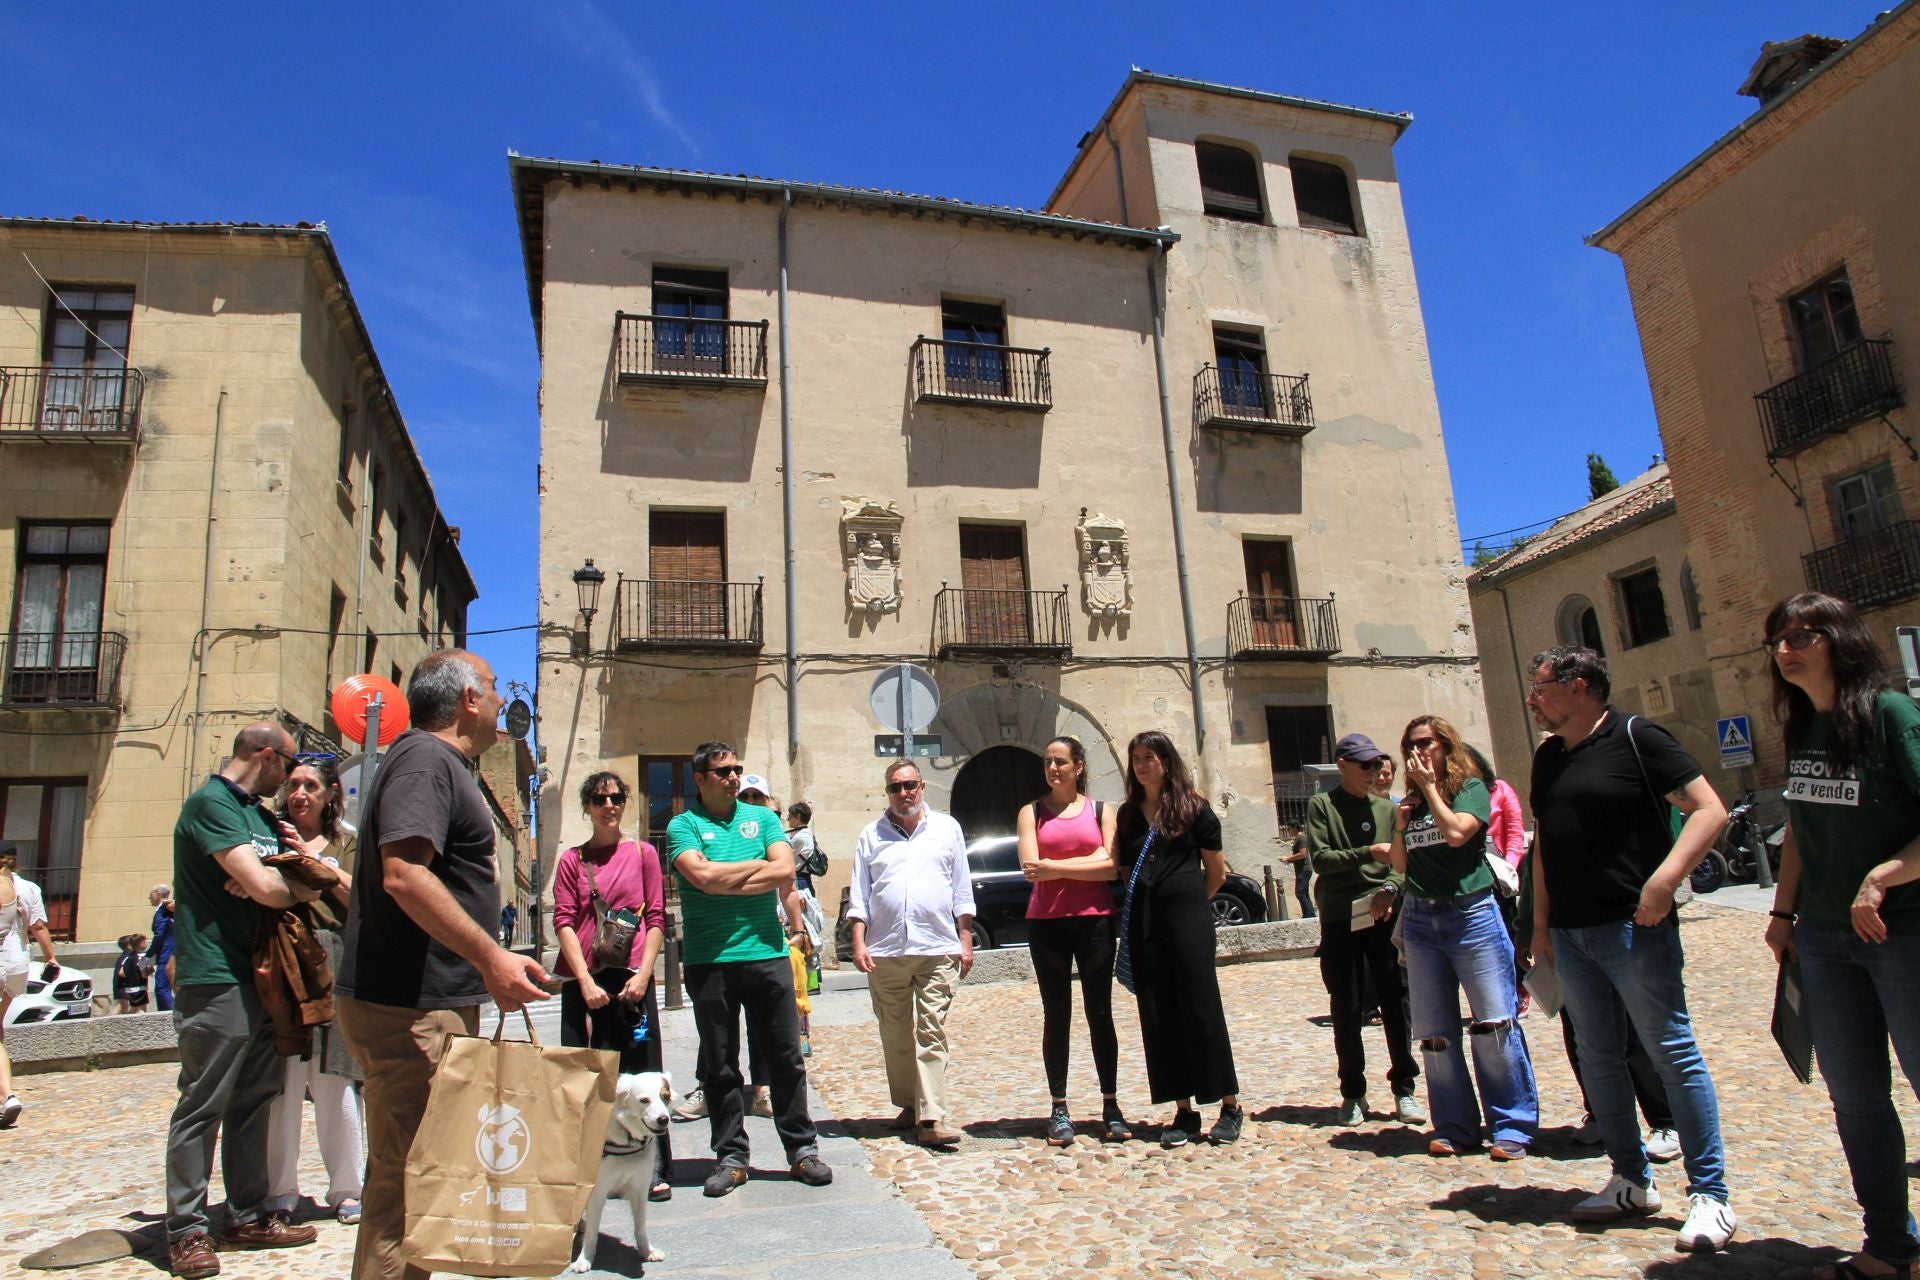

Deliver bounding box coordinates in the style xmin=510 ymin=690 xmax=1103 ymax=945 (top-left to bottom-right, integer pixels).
xmin=603 ymin=1117 xmax=659 ymax=1157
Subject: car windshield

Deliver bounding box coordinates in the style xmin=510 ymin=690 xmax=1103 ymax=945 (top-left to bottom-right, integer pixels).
xmin=967 ymin=838 xmax=1021 ymax=875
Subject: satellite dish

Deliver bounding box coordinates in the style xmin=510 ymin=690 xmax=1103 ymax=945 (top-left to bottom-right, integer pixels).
xmin=330 ymin=674 xmax=409 ymax=748
xmin=504 ymin=698 xmax=533 ymax=740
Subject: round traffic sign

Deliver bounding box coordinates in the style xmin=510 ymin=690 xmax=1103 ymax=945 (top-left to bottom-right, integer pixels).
xmin=869 ymin=664 xmax=940 ymax=733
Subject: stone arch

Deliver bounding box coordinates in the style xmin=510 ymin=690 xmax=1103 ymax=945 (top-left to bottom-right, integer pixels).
xmin=915 ymin=681 xmax=1126 ymax=816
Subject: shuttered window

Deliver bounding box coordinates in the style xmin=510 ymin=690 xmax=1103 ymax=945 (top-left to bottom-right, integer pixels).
xmin=1196 ymin=142 xmax=1264 ymax=222
xmin=649 ymin=511 xmax=727 ymax=639
xmin=1291 ymin=157 xmax=1358 ymax=234
xmin=958 ymin=523 xmax=1031 ymax=646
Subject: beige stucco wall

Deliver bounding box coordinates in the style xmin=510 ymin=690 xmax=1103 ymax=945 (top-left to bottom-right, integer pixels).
xmin=0 ymin=224 xmax=471 ymax=942
xmin=1599 ymin=11 xmax=1920 ymax=786
xmin=533 ymin=77 xmax=1483 ymax=924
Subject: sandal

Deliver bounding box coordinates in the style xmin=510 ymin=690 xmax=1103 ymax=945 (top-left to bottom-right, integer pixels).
xmin=1817 ymin=1260 xmax=1916 ymax=1280
xmin=648 ymin=1182 xmax=673 ymax=1202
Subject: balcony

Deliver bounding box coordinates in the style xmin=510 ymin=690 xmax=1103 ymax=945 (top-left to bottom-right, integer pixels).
xmin=911 ymin=338 xmax=1051 ymax=412
xmin=1228 ymin=595 xmax=1340 ymax=659
xmin=932 ymin=587 xmax=1071 ymax=657
xmin=2 ymin=631 xmax=127 ymax=708
xmin=614 ymin=313 xmax=769 ymax=387
xmin=0 ymin=366 xmax=144 ymax=442
xmin=1803 ymin=520 xmax=1920 ymax=610
xmin=1757 ymin=338 xmax=1902 ymax=458
xmin=1194 ymin=366 xmax=1313 ymax=435
xmin=612 ymin=577 xmax=764 ymax=651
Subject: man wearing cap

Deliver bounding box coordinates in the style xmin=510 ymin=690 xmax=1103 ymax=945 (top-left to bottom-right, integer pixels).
xmin=1306 ymin=733 xmax=1422 ymax=1127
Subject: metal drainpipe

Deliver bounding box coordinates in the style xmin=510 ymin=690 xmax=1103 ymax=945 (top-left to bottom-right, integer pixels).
xmin=779 ymin=188 xmax=799 ymax=762
xmin=186 ymin=386 xmax=228 ymax=796
xmin=1146 ymin=245 xmax=1207 ymax=756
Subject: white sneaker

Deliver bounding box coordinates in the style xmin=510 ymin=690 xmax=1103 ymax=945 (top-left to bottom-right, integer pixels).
xmin=750 ymin=1086 xmax=773 ymax=1118
xmin=1644 ymin=1128 xmax=1681 ymax=1163
xmin=1336 ymin=1096 xmax=1366 ymax=1126
xmin=0 ymin=1094 xmax=21 ymax=1128
xmin=671 ymin=1087 xmax=707 ymax=1121
xmin=1394 ymin=1094 xmax=1426 ymax=1126
xmin=1675 ymin=1193 xmax=1736 ymax=1252
xmin=1570 ymin=1173 xmax=1660 ymax=1223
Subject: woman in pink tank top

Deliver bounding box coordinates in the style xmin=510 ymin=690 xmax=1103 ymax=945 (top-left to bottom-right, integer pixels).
xmin=1017 ymin=735 xmax=1131 ymax=1145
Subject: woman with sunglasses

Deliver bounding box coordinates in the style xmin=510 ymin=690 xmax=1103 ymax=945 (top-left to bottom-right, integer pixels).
xmin=555 ymin=770 xmax=673 ymax=1199
xmin=1017 ymin=734 xmax=1128 ymax=1144
xmin=1113 ymin=730 xmax=1243 ymax=1147
xmin=1391 ymin=715 xmax=1538 ymax=1160
xmin=1762 ymin=592 xmax=1920 ymax=1280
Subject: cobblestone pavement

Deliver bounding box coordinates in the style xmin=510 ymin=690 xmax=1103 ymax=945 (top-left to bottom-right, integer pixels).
xmin=2 ymin=904 xmax=1907 ymax=1279
xmin=802 ymin=906 xmax=1910 ymax=1280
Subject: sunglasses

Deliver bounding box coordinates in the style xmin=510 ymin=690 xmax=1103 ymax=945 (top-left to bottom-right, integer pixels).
xmin=589 ymin=793 xmax=627 ymax=807
xmin=886 ymin=779 xmax=923 ymax=795
xmin=1767 ymin=628 xmax=1823 ymax=652
xmin=1407 ymin=738 xmax=1440 ymax=752
xmin=704 ymin=765 xmax=745 ymax=779
xmin=1352 ymin=758 xmax=1388 ymax=772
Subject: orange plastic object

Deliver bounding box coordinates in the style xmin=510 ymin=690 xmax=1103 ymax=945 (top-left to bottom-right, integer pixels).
xmin=330 ymin=674 xmax=410 ymax=747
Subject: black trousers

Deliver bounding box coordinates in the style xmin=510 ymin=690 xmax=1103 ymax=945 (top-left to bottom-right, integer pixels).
xmin=684 ymin=957 xmax=816 ymax=1167
xmin=1028 ymin=915 xmax=1120 ymax=1100
xmin=1318 ymin=913 xmax=1418 ymax=1100
xmin=1561 ymin=996 xmax=1674 ymax=1128
xmin=561 ymin=969 xmax=672 ymax=1186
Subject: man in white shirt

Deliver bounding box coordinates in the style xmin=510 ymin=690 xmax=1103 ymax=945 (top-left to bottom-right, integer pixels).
xmin=848 ymin=760 xmax=975 ymax=1147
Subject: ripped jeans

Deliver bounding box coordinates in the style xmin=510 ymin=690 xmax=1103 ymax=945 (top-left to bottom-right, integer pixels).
xmin=1402 ymin=890 xmax=1539 ymax=1149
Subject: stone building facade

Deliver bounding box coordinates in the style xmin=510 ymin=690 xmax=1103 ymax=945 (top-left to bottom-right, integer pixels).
xmin=517 ymin=71 xmax=1484 ymax=925
xmin=0 ymin=218 xmax=474 ymax=942
xmin=1590 ymin=3 xmax=1920 ymax=787
xmin=1469 ymin=464 xmax=1737 ymax=815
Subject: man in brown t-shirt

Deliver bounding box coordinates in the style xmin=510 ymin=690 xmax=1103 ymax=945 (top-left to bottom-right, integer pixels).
xmin=335 ymin=650 xmax=549 ymax=1280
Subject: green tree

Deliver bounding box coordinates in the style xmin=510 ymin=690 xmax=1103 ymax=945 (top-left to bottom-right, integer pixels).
xmin=1470 ymin=541 xmax=1499 ymax=567
xmin=1587 ymin=452 xmax=1620 ymax=500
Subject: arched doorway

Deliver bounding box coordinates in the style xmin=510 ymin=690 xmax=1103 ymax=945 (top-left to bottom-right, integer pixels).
xmin=949 ymin=745 xmax=1046 ymax=842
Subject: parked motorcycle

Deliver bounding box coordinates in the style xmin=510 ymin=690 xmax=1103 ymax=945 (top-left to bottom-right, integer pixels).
xmin=1688 ymin=791 xmax=1783 ymax=895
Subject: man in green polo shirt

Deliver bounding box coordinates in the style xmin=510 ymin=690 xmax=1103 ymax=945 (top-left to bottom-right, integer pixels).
xmin=164 ymin=722 xmax=324 ymax=1279
xmin=668 ymin=741 xmax=831 ymax=1198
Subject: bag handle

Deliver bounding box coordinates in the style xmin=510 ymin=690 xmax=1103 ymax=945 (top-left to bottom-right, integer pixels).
xmin=489 ymin=1006 xmax=539 ymax=1045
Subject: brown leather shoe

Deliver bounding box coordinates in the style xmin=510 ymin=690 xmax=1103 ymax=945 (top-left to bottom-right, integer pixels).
xmin=169 ymin=1233 xmax=221 ymax=1278
xmin=917 ymin=1120 xmax=963 ymax=1146
xmin=219 ymin=1214 xmax=318 ymax=1250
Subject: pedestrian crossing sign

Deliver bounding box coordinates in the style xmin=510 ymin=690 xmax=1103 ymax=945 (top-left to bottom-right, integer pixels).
xmin=1717 ymin=715 xmax=1754 ymax=769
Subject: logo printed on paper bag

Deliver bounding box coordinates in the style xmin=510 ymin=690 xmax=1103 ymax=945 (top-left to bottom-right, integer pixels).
xmin=475 ymin=1102 xmax=531 ymax=1175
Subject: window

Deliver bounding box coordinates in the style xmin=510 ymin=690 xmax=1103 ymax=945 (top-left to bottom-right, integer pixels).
xmin=637 ymin=754 xmax=698 ymax=900
xmin=1214 ymin=327 xmax=1271 ymax=418
xmin=1680 ymin=560 xmax=1703 ymax=631
xmin=391 ymin=662 xmax=403 ymax=690
xmin=958 ymin=523 xmax=1032 ymax=646
xmin=41 ymin=286 xmax=133 ymax=429
xmin=1617 ymin=568 xmax=1671 ymax=648
xmin=1290 ymin=157 xmax=1359 ymax=235
xmin=364 ymin=630 xmax=378 ymax=677
xmin=1832 ymin=462 xmax=1904 ymax=542
xmin=1195 ymin=141 xmax=1264 ymax=221
xmin=1555 ymin=594 xmax=1605 ymax=655
xmin=649 ymin=510 xmax=728 ymax=639
xmin=394 ymin=510 xmax=409 ymax=604
xmin=1266 ymin=705 xmax=1333 ymax=832
xmin=368 ymin=460 xmax=387 ymax=563
xmin=325 ymin=586 xmax=348 ymax=733
xmin=0 ymin=779 xmax=87 ymax=940
xmin=1243 ymin=539 xmax=1299 ymax=646
xmin=652 ymin=266 xmax=729 ymax=371
xmin=9 ymin=522 xmax=109 ymax=703
xmin=940 ymin=299 xmax=1008 ymax=396
xmin=1788 ymin=269 xmax=1863 ymax=368
xmin=336 ymin=402 xmax=357 ymax=494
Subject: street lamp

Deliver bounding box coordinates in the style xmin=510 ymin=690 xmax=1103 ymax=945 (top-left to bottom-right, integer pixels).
xmin=571 ymin=558 xmax=605 ymax=654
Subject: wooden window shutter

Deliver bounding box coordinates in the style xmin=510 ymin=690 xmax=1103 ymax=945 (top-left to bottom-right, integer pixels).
xmin=1196 ymin=142 xmax=1264 ymax=222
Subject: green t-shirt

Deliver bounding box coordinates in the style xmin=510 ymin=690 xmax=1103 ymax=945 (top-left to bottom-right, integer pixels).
xmin=172 ymin=776 xmax=281 ymax=986
xmin=1786 ymin=690 xmax=1920 ymax=930
xmin=1402 ymin=776 xmax=1495 ymax=899
xmin=1305 ymin=787 xmax=1402 ymax=917
xmin=668 ymin=799 xmax=787 ymax=965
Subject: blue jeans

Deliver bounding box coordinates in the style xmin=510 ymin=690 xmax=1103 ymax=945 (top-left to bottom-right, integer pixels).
xmin=1552 ymin=915 xmax=1727 ymax=1201
xmin=1402 ymin=892 xmax=1538 ymax=1148
xmin=1797 ymin=919 xmax=1920 ymax=1265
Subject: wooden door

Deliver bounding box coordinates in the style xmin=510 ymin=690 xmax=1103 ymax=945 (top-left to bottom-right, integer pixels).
xmin=649 ymin=512 xmax=726 ymax=639
xmin=959 ymin=524 xmax=1030 ymax=645
xmin=1243 ymin=540 xmax=1298 ymax=648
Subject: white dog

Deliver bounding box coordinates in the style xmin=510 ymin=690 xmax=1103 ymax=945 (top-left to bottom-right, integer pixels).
xmin=567 ymin=1070 xmax=672 ymax=1275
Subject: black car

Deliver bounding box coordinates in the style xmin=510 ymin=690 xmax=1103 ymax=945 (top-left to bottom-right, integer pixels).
xmin=965 ymin=834 xmax=1269 ymax=949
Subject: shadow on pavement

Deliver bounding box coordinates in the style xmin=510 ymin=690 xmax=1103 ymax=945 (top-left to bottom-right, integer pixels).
xmin=1643 ymin=1238 xmax=1846 ymax=1276
xmin=1429 ymin=1182 xmax=1603 ymax=1227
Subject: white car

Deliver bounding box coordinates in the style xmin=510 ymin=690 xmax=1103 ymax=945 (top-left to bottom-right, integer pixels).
xmin=3 ymin=964 xmax=94 ymax=1027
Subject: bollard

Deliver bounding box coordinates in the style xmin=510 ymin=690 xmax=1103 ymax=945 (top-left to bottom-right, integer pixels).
xmin=663 ymin=914 xmax=684 ymax=1011
xmin=1263 ymin=864 xmax=1284 ymax=920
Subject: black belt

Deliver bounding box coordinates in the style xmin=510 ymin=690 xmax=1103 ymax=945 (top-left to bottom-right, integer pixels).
xmin=1408 ymin=887 xmax=1494 ymax=909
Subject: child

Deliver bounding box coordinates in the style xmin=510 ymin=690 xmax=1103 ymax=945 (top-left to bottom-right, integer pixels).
xmin=113 ymin=933 xmax=149 ymax=1014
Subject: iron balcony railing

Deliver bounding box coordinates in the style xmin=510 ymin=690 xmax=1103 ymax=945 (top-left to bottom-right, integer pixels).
xmin=2 ymin=630 xmax=127 ymax=707
xmin=932 ymin=586 xmax=1072 ymax=656
xmin=911 ymin=337 xmax=1052 ymax=411
xmin=614 ymin=313 xmax=769 ymax=386
xmin=1194 ymin=365 xmax=1313 ymax=434
xmin=612 ymin=577 xmax=764 ymax=650
xmin=1757 ymin=338 xmax=1902 ymax=458
xmin=1228 ymin=595 xmax=1340 ymax=659
xmin=0 ymin=366 xmax=144 ymax=440
xmin=1803 ymin=520 xmax=1920 ymax=610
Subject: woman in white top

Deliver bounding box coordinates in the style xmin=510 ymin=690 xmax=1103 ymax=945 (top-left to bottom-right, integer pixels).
xmin=0 ymin=842 xmax=58 ymax=1128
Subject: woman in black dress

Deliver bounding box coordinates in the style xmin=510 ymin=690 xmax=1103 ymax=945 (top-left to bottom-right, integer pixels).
xmin=1113 ymin=730 xmax=1244 ymax=1147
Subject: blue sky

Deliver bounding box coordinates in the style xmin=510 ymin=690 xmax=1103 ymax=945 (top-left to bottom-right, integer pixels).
xmin=2 ymin=1 xmax=1881 ymax=696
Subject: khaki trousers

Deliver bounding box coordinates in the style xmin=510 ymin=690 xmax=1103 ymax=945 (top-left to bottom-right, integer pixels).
xmin=866 ymin=954 xmax=960 ymax=1123
xmin=335 ymin=996 xmax=477 ymax=1280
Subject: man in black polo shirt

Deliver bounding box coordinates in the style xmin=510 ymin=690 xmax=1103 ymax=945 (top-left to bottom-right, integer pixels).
xmin=1525 ymin=645 xmax=1735 ymax=1253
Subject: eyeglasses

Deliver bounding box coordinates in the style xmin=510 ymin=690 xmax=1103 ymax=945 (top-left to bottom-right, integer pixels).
xmin=704 ymin=765 xmax=744 ymax=779
xmin=270 ymin=748 xmax=299 ymax=768
xmin=589 ymin=793 xmax=627 ymax=807
xmin=1767 ymin=628 xmax=1823 ymax=652
xmin=886 ymin=779 xmax=923 ymax=795
xmin=1353 ymin=759 xmax=1388 ymax=772
xmin=1407 ymin=738 xmax=1440 ymax=752
xmin=1527 ymin=678 xmax=1563 ymax=697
